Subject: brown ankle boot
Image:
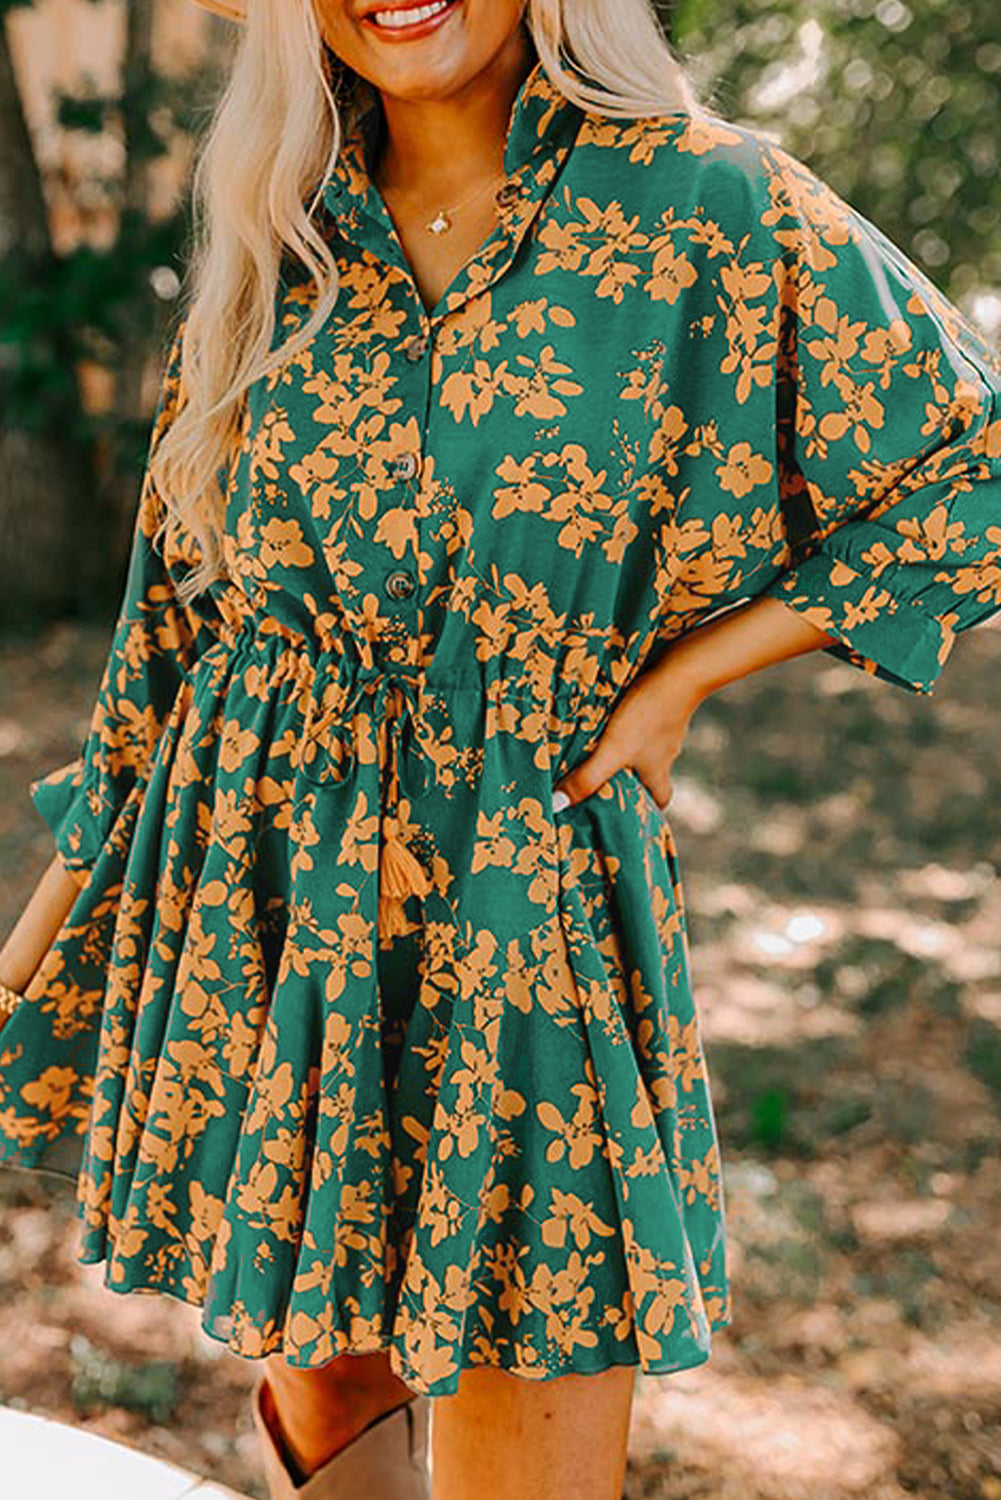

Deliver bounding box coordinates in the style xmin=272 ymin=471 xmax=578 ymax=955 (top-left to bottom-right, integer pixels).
xmin=252 ymin=1377 xmax=431 ymax=1500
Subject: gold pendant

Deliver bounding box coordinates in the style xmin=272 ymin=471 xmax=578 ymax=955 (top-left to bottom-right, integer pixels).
xmin=427 ymin=210 xmax=452 ymax=236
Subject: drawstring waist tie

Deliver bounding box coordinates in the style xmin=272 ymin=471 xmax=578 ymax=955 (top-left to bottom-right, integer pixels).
xmin=292 ymin=652 xmax=433 ymax=942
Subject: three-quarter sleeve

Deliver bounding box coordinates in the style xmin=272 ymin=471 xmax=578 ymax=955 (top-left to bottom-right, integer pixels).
xmin=30 ymin=319 xmax=227 ymax=875
xmin=754 ymin=142 xmax=1001 ymax=693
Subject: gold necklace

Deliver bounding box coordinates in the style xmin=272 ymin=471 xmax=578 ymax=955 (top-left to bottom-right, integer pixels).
xmin=379 ymin=169 xmax=510 ymax=236
xmin=423 ymin=172 xmax=509 ymax=236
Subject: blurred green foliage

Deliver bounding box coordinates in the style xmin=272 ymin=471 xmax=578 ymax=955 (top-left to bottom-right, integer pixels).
xmin=0 ymin=212 xmax=183 ymax=443
xmin=965 ymin=1016 xmax=1001 ymax=1113
xmin=664 ymin=0 xmax=1001 ymax=336
xmin=70 ymin=1333 xmax=181 ymax=1423
xmin=0 ymin=0 xmax=225 ymax=618
xmin=0 ymin=0 xmax=202 ymax=426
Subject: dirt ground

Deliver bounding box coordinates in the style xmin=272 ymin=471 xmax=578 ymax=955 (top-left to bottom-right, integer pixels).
xmin=1 ymin=617 xmax=999 ymax=1499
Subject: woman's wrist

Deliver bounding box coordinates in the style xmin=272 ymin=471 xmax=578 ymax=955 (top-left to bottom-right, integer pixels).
xmin=649 ymin=619 xmax=737 ymax=708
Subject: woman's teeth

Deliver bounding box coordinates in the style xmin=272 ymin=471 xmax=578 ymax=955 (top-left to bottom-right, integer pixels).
xmin=371 ymin=0 xmax=451 ymax=27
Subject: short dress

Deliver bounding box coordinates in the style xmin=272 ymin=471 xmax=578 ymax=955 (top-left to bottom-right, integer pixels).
xmin=2 ymin=57 xmax=1001 ymax=1397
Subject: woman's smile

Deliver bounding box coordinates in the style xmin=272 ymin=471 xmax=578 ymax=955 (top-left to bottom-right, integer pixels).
xmin=361 ymin=0 xmax=462 ymax=42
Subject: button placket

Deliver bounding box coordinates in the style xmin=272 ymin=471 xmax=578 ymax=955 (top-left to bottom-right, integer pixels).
xmin=390 ymin=317 xmax=428 ymax=657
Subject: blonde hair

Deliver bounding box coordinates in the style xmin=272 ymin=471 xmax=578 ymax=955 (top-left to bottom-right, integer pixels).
xmin=151 ymin=0 xmax=703 ymax=603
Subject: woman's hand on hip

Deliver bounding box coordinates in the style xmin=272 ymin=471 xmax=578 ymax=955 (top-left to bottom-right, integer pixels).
xmin=552 ymin=597 xmax=838 ymax=813
xmin=553 ymin=658 xmax=707 ymax=813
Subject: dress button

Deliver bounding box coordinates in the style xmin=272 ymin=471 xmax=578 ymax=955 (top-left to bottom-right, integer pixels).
xmin=391 ymin=452 xmax=420 ymax=482
xmin=404 ymin=334 xmax=429 ymax=362
xmin=384 ymin=569 xmax=416 ymax=601
xmin=495 ymin=181 xmax=523 ymax=208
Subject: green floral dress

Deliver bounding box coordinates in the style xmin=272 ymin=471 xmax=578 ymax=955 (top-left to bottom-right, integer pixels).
xmin=3 ymin=58 xmax=1001 ymax=1397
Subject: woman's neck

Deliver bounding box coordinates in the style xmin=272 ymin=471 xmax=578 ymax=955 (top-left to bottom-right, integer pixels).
xmin=373 ymin=29 xmax=537 ymax=200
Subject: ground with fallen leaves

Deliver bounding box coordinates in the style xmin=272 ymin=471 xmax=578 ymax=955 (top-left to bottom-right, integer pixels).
xmin=1 ymin=618 xmax=999 ymax=1500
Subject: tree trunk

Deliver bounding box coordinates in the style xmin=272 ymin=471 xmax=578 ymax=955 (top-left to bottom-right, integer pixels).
xmin=122 ymin=0 xmax=156 ymax=222
xmin=0 ymin=11 xmax=93 ymax=628
xmin=107 ymin=0 xmax=158 ymax=552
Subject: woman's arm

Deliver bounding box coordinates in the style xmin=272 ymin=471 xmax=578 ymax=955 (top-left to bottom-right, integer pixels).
xmin=0 ymin=853 xmax=85 ymax=995
xmin=554 ymin=597 xmax=837 ymax=810
xmin=652 ymin=596 xmax=838 ymax=701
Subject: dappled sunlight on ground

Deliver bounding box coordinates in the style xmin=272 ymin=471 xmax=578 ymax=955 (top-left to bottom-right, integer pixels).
xmin=631 ymin=1366 xmax=905 ymax=1498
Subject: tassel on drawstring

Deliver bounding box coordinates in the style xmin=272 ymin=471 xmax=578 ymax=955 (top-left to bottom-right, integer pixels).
xmin=378 ymin=820 xmax=432 ymax=940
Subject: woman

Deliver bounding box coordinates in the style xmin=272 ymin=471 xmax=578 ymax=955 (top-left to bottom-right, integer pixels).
xmin=2 ymin=1 xmax=1000 ymax=1497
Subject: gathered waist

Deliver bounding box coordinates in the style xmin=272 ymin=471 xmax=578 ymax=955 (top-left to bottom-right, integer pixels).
xmin=192 ymin=614 xmax=607 ymax=796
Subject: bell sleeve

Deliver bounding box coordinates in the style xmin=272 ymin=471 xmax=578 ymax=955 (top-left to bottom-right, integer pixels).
xmin=29 ymin=319 xmax=227 ymax=876
xmin=752 ymin=141 xmax=1001 ymax=693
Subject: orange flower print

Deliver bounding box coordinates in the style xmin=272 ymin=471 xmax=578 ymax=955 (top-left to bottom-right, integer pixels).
xmin=717 ymin=442 xmax=774 ymax=498
xmin=537 ymin=1084 xmax=603 ymax=1169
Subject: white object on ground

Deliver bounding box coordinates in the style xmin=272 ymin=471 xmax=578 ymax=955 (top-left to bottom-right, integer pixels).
xmin=0 ymin=1405 xmax=248 ymax=1500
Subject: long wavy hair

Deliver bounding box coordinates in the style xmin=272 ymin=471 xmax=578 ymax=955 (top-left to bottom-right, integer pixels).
xmin=151 ymin=0 xmax=704 ymax=604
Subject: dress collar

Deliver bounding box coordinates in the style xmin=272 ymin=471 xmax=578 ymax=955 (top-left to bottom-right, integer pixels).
xmin=319 ymin=54 xmax=584 ymax=223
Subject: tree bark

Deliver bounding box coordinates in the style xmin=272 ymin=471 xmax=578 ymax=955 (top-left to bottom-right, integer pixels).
xmin=0 ymin=11 xmax=92 ymax=627
xmin=0 ymin=9 xmax=48 ymax=258
xmin=105 ymin=0 xmax=158 ymax=551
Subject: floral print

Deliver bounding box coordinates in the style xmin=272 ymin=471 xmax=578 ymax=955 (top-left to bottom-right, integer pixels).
xmin=3 ymin=57 xmax=1001 ymax=1397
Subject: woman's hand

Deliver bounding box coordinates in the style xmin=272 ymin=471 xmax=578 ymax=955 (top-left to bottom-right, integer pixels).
xmin=553 ymin=597 xmax=838 ymax=812
xmin=554 ymin=657 xmax=706 ymax=812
